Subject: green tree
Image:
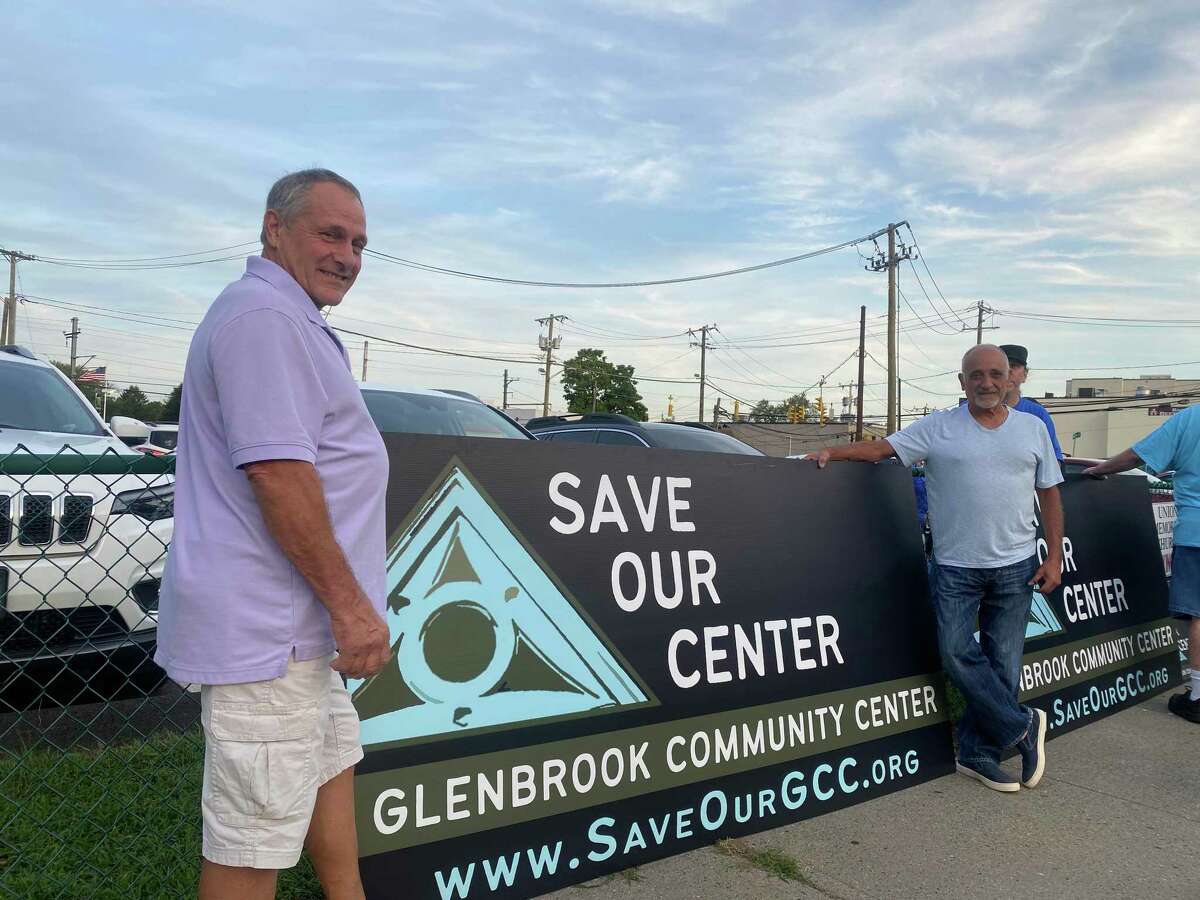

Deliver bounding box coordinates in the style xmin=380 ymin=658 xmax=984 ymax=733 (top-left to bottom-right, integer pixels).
xmin=560 ymin=348 xmax=648 ymax=421
xmin=749 ymin=399 xmax=780 ymax=421
xmin=748 ymin=392 xmax=807 ymax=423
xmin=161 ymin=384 xmax=183 ymax=422
xmin=108 ymin=386 xmax=156 ymax=422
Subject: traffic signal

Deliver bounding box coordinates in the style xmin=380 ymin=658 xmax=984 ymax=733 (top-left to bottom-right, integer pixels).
xmin=817 ymin=398 xmax=827 ymax=424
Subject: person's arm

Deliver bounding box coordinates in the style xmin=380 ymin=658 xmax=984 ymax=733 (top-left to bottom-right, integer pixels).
xmin=1030 ymin=485 xmax=1064 ymax=594
xmin=244 ymin=459 xmax=391 ymax=680
xmin=807 ymin=439 xmax=897 ymax=469
xmin=1082 ymin=448 xmax=1143 ymax=477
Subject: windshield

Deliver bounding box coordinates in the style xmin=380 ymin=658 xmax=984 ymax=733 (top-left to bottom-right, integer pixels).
xmin=361 ymin=390 xmax=529 ymax=440
xmin=0 ymin=361 xmax=105 ymax=436
xmin=149 ymin=429 xmax=179 ymax=451
xmin=643 ymin=424 xmax=763 ymax=455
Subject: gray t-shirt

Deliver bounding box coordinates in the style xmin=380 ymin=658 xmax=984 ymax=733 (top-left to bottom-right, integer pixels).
xmin=888 ymin=404 xmax=1063 ymax=568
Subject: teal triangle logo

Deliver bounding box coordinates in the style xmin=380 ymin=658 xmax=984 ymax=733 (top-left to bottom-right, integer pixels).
xmin=350 ymin=461 xmax=656 ymax=750
xmin=1026 ymin=591 xmax=1066 ymax=640
xmin=973 ymin=591 xmax=1066 ymax=645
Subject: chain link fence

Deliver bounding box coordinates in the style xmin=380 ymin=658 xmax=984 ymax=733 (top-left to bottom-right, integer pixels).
xmin=0 ymin=447 xmax=198 ymax=899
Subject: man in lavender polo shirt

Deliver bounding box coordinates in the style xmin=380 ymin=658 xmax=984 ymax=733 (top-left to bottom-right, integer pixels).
xmin=157 ymin=169 xmax=391 ymax=900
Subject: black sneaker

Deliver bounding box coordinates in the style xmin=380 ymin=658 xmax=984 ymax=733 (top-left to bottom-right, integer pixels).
xmin=1168 ymin=691 xmax=1200 ymax=724
xmin=1017 ymin=708 xmax=1047 ymax=788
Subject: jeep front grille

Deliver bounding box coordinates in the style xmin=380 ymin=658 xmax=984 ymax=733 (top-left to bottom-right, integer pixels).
xmin=59 ymin=496 xmax=95 ymax=544
xmin=0 ymin=494 xmax=11 ymax=544
xmin=18 ymin=495 xmax=53 ymax=546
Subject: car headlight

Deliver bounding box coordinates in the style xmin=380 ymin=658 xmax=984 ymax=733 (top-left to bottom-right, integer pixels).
xmin=113 ymin=484 xmax=175 ymax=521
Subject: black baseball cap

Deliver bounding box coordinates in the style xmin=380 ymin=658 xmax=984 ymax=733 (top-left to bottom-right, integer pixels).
xmin=999 ymin=344 xmax=1028 ymax=367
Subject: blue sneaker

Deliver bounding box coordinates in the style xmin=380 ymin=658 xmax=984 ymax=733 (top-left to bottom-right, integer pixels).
xmin=1017 ymin=707 xmax=1047 ymax=788
xmin=956 ymin=758 xmax=1020 ymax=793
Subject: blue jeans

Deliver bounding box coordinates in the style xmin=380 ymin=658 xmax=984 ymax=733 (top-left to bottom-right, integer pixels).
xmin=929 ymin=555 xmax=1036 ymax=765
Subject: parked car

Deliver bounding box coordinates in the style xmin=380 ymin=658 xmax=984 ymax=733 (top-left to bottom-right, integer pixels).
xmin=0 ymin=346 xmax=174 ymax=707
xmin=359 ymin=385 xmax=535 ymax=440
xmin=109 ymin=415 xmax=151 ymax=448
xmin=524 ymin=413 xmax=764 ymax=455
xmin=133 ymin=423 xmax=179 ymax=457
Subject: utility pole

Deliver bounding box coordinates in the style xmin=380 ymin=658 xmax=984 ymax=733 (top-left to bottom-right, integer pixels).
xmin=65 ymin=317 xmax=81 ymax=378
xmin=536 ymin=315 xmax=566 ymax=417
xmin=1 ymin=248 xmax=35 ymax=346
xmin=361 ymin=340 xmax=369 ymax=381
xmin=501 ymin=369 xmax=519 ymax=410
xmin=962 ymin=300 xmax=997 ymax=344
xmin=689 ymin=323 xmax=717 ymax=424
xmin=855 ymin=305 xmax=866 ymax=441
xmin=865 ymin=224 xmax=913 ymax=434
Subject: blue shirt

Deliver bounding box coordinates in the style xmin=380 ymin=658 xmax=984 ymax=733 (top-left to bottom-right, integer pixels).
xmin=1134 ymin=405 xmax=1200 ymax=547
xmin=1014 ymin=396 xmax=1064 ymax=460
xmin=913 ymin=475 xmax=928 ymax=528
xmin=156 ymin=256 xmax=390 ymax=685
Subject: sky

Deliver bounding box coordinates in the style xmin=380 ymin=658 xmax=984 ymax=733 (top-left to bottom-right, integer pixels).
xmin=3 ymin=0 xmax=1199 ymax=422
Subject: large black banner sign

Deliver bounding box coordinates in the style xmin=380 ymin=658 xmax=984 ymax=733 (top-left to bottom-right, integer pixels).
xmin=354 ymin=437 xmax=954 ymax=899
xmin=1020 ymin=473 xmax=1182 ymax=736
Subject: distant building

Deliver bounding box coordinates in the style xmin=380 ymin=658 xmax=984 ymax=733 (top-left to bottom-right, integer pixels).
xmin=1045 ymin=374 xmax=1196 ymax=458
xmin=1065 ymin=374 xmax=1200 ymax=398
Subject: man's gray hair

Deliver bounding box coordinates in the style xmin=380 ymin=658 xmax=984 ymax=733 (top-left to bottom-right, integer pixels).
xmin=259 ymin=169 xmax=362 ymax=244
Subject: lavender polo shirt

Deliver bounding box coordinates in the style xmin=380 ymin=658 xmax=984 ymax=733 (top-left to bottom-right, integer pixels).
xmin=155 ymin=256 xmax=389 ymax=685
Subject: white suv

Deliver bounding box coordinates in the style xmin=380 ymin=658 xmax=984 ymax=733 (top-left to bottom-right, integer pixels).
xmin=0 ymin=346 xmax=173 ymax=707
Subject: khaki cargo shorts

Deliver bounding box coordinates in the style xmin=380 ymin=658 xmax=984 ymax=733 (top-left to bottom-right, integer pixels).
xmin=199 ymin=653 xmax=363 ymax=869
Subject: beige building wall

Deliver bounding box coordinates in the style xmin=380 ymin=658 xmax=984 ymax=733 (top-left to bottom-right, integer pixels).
xmin=1046 ymin=405 xmax=1176 ymax=459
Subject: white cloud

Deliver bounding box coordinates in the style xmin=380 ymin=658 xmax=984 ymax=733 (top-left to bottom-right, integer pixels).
xmin=592 ymin=0 xmax=752 ymax=24
xmin=592 ymin=158 xmax=683 ymax=202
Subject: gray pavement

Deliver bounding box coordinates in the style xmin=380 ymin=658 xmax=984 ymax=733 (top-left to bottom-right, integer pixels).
xmin=551 ymin=694 xmax=1199 ymax=900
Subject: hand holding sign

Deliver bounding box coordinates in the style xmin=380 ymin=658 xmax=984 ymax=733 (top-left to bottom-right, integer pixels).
xmin=1027 ymin=557 xmax=1062 ymax=595
xmin=805 ymin=449 xmax=832 ymax=468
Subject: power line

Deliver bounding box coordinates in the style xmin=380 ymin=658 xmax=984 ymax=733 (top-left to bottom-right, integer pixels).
xmin=903 ymin=223 xmax=969 ymax=328
xmin=23 ymin=297 xmax=198 ymax=331
xmin=901 ymin=262 xmax=959 ymax=335
xmin=331 ymin=325 xmax=543 ymax=365
xmin=1037 ymin=359 xmax=1200 ymax=372
xmin=995 ymin=309 xmax=1200 ymax=328
xmin=362 ymin=228 xmax=890 ymax=289
xmin=36 ymin=252 xmax=251 ymax=271
xmin=562 ymin=318 xmax=691 ymax=340
xmin=34 ymin=241 xmax=260 ymax=264
xmin=23 ymin=294 xmax=202 ymax=326
xmin=327 ymin=310 xmax=534 ymax=348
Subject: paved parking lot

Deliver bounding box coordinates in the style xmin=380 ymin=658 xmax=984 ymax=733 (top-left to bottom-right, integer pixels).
xmin=550 ymin=695 xmax=1199 ymax=900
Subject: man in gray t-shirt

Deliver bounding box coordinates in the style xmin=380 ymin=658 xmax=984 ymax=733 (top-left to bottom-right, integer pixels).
xmin=808 ymin=345 xmax=1064 ymax=794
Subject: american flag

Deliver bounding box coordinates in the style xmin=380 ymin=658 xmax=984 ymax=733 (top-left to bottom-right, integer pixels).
xmin=78 ymin=366 xmax=107 ymax=383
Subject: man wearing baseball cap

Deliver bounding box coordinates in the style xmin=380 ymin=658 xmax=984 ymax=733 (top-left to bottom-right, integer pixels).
xmin=1001 ymin=344 xmax=1064 ymax=461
